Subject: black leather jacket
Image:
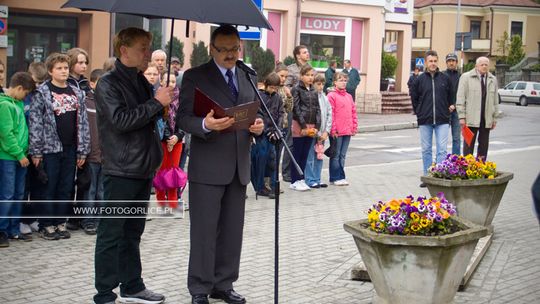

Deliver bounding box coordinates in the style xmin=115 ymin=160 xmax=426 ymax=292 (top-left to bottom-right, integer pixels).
xmin=410 ymin=70 xmax=452 ymax=126
xmin=443 ymin=69 xmax=460 ymax=105
xmin=291 ymin=81 xmax=321 ymax=129
xmin=95 ymin=59 xmax=164 ymax=179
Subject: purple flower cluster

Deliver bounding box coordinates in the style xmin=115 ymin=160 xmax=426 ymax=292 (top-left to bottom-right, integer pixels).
xmin=429 ymin=154 xmax=468 ymax=180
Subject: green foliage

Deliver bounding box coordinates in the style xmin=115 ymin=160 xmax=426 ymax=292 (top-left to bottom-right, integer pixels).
xmin=495 ymin=31 xmax=510 ymax=64
xmin=463 ymin=62 xmax=475 ymax=73
xmin=283 ymin=56 xmax=295 ymax=66
xmin=380 ymin=52 xmax=398 ymax=79
xmin=531 ymin=63 xmax=540 ymax=72
xmin=507 ymin=35 xmax=526 ymax=66
xmin=165 ymin=37 xmax=184 ymax=67
xmin=151 ymin=30 xmax=163 ymax=51
xmin=190 ymin=41 xmax=210 ymax=68
xmin=250 ymin=46 xmax=276 ymax=82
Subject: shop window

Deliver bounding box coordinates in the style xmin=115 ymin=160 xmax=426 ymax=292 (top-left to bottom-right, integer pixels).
xmin=511 ymin=21 xmax=523 ymax=38
xmin=8 ymin=13 xmax=77 ymax=80
xmin=300 ymin=33 xmax=345 ymax=68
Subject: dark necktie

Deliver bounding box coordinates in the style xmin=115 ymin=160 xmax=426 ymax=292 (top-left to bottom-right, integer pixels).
xmin=481 ymin=75 xmax=486 ymax=99
xmin=226 ymin=69 xmax=238 ymax=99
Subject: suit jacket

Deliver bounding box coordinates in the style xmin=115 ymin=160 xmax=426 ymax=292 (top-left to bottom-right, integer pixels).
xmin=177 ymin=59 xmax=257 ymax=186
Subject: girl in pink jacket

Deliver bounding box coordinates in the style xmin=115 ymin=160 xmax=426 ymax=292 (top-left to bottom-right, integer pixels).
xmin=327 ymin=72 xmax=358 ymax=186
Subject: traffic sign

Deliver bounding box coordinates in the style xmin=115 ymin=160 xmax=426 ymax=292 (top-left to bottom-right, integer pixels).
xmin=415 ymin=57 xmax=425 ymax=67
xmin=0 ymin=18 xmax=7 ymax=35
xmin=239 ymin=0 xmax=262 ymax=40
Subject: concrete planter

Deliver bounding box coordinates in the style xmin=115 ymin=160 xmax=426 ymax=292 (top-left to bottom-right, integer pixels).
xmin=344 ymin=217 xmax=487 ymax=304
xmin=420 ymin=172 xmax=514 ymax=227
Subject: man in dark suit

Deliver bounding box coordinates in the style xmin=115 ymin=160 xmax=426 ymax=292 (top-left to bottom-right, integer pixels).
xmin=177 ymin=25 xmax=264 ymax=304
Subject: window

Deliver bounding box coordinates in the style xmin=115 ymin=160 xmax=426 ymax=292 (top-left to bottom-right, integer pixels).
xmin=470 ymin=21 xmax=481 ymax=39
xmin=511 ymin=21 xmax=523 ymax=38
xmin=422 ymin=21 xmax=426 ymax=38
xmin=300 ymin=33 xmax=345 ymax=68
xmin=533 ymin=83 xmax=540 ymax=90
xmin=515 ymin=82 xmax=526 ymax=90
xmin=504 ymin=82 xmax=516 ymax=90
xmin=412 ymin=21 xmax=417 ymax=38
xmin=485 ymin=21 xmax=490 ymax=39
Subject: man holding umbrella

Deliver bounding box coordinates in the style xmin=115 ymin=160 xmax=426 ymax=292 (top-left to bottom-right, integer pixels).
xmin=93 ymin=28 xmax=173 ymax=304
xmin=177 ymin=25 xmax=264 ymax=304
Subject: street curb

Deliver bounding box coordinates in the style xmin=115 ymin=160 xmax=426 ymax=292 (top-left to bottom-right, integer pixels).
xmin=358 ymin=121 xmax=418 ymax=133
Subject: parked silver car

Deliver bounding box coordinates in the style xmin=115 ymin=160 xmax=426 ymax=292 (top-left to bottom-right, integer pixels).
xmin=498 ymin=81 xmax=540 ymax=106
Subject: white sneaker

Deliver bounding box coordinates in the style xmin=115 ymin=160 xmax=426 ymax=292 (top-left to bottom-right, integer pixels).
xmin=334 ymin=179 xmax=349 ymax=186
xmin=30 ymin=221 xmax=40 ymax=232
xmin=20 ymin=223 xmax=32 ymax=235
xmin=289 ymin=180 xmax=310 ymax=191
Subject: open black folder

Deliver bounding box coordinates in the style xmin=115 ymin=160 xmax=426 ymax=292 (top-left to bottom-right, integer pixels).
xmin=194 ymin=87 xmax=260 ymax=132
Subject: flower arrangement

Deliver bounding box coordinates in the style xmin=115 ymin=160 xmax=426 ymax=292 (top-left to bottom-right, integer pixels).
xmin=366 ymin=193 xmax=457 ymax=236
xmin=428 ymin=154 xmax=497 ymax=180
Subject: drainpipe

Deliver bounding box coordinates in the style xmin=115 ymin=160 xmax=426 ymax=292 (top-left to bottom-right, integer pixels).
xmin=295 ymin=0 xmax=302 ymax=46
xmin=430 ymin=7 xmax=434 ymax=49
xmin=489 ymin=7 xmax=494 ymax=56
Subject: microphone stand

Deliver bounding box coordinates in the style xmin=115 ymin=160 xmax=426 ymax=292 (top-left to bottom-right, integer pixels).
xmin=240 ymin=68 xmax=302 ymax=304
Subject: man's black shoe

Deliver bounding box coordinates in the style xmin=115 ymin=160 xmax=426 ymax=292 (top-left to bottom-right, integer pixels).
xmin=419 ymin=182 xmax=427 ymax=188
xmin=192 ymin=294 xmax=209 ymax=304
xmin=210 ymin=289 xmax=246 ymax=304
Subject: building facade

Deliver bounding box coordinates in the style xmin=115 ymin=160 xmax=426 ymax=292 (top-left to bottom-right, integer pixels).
xmin=1 ymin=0 xmax=415 ymax=113
xmin=412 ymin=0 xmax=540 ymax=71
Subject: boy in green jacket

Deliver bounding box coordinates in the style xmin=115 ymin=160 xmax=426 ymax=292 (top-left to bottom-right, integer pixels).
xmin=0 ymin=72 xmax=35 ymax=247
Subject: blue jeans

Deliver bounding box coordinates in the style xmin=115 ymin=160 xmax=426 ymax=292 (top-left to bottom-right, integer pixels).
xmin=38 ymin=146 xmax=77 ymax=228
xmin=0 ymin=159 xmax=27 ymax=236
xmin=419 ymin=124 xmax=450 ymax=175
xmin=305 ymin=138 xmax=323 ymax=186
xmin=329 ymin=136 xmax=351 ymax=182
xmin=450 ymin=111 xmax=461 ymax=155
xmin=82 ymin=162 xmax=104 ymax=226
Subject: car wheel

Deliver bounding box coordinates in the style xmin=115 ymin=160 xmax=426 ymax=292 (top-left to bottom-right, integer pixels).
xmin=519 ymin=96 xmax=528 ymax=106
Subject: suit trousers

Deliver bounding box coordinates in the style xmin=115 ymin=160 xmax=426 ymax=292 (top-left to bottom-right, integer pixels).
xmin=188 ymin=172 xmax=247 ymax=295
xmin=94 ymin=175 xmax=152 ymax=304
xmin=463 ymin=126 xmax=490 ymax=160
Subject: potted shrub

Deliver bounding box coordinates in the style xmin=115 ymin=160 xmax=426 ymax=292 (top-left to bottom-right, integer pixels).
xmin=421 ymin=154 xmax=513 ymax=228
xmin=380 ymin=52 xmax=398 ymax=91
xmin=344 ymin=194 xmax=487 ymax=304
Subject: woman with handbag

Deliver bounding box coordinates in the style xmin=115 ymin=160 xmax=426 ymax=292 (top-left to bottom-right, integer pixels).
xmin=154 ymin=73 xmax=185 ymax=213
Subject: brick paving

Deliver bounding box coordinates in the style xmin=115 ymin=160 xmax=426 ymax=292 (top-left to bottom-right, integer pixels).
xmin=1 ymin=114 xmax=539 ymax=304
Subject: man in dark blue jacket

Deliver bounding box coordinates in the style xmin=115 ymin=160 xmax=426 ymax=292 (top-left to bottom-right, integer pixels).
xmin=410 ymin=50 xmax=452 ymax=187
xmin=443 ymin=53 xmax=461 ymax=155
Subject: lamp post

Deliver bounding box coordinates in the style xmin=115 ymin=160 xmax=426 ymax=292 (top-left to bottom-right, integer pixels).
xmin=456 ymin=0 xmax=464 ymax=72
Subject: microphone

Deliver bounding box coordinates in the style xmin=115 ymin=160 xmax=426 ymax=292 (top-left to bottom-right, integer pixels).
xmin=236 ymin=60 xmax=257 ymax=76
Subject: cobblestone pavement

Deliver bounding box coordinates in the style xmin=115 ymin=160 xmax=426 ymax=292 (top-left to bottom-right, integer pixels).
xmin=1 ymin=116 xmax=539 ymax=304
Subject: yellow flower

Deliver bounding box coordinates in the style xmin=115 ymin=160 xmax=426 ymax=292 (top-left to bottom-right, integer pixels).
xmin=410 ymin=212 xmax=420 ymax=221
xmin=420 ymin=218 xmax=431 ymax=228
xmin=411 ymin=223 xmax=421 ymax=232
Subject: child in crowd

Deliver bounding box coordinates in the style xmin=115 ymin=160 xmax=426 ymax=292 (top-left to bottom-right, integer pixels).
xmin=275 ymin=64 xmax=293 ymax=183
xmin=327 ymin=72 xmax=358 ymax=186
xmin=66 ymin=47 xmax=91 ymax=94
xmin=19 ymin=62 xmax=49 ymax=236
xmin=290 ymin=64 xmax=321 ymax=191
xmin=0 ymin=72 xmax=36 ymax=247
xmin=304 ymin=74 xmax=332 ymax=188
xmin=144 ymin=63 xmax=160 ymax=94
xmin=81 ymin=68 xmax=105 ymax=234
xmin=0 ymin=59 xmax=5 ymax=93
xmin=155 ymin=72 xmax=184 ymax=214
xmin=251 ymin=72 xmax=284 ymax=199
xmin=29 ymin=53 xmax=90 ymax=240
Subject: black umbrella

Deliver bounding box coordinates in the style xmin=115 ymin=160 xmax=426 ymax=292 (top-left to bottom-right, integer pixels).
xmin=61 ymin=0 xmax=272 ymax=83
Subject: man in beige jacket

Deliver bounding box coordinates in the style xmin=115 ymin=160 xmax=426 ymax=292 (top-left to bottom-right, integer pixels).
xmin=456 ymin=57 xmax=498 ymax=160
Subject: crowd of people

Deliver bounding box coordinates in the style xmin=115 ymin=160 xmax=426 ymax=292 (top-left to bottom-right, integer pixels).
xmin=0 ymin=23 xmax=500 ymax=304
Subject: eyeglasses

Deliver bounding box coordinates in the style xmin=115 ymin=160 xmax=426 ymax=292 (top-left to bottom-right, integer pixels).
xmin=212 ymin=44 xmax=241 ymax=54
